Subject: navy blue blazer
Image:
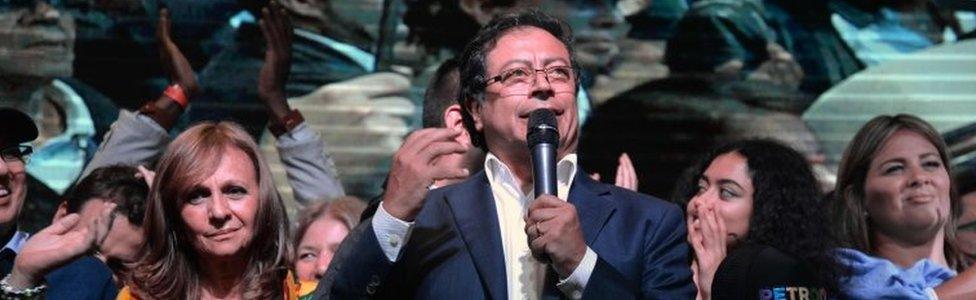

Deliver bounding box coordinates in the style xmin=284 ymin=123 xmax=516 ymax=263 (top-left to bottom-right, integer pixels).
xmin=317 ymin=169 xmax=695 ymax=299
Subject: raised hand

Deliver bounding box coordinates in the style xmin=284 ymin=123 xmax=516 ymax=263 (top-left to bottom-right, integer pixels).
xmin=8 ymin=203 xmax=117 ymax=289
xmin=525 ymin=195 xmax=587 ymax=277
xmin=589 ymin=153 xmax=638 ymax=191
xmin=614 ymin=153 xmax=638 ymax=191
xmin=135 ymin=165 xmax=156 ymax=188
xmin=687 ymin=202 xmax=727 ymax=300
xmin=257 ymin=1 xmax=294 ymax=119
xmin=157 ymin=8 xmax=198 ymax=96
xmin=381 ymin=128 xmax=470 ymax=221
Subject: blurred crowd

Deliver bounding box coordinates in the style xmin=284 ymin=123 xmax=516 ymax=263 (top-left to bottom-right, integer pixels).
xmin=1 ymin=0 xmax=975 ymax=299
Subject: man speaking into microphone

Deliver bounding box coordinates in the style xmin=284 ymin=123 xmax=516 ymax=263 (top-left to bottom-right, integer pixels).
xmin=318 ymin=10 xmax=694 ymax=300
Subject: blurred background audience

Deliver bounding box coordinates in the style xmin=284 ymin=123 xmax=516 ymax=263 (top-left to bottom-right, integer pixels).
xmin=1 ymin=0 xmax=975 ymax=297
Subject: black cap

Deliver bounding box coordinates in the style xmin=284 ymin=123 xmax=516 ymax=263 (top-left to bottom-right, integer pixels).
xmin=0 ymin=108 xmax=39 ymax=148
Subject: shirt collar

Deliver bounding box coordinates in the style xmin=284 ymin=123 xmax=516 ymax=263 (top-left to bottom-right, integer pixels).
xmin=483 ymin=152 xmax=578 ymax=199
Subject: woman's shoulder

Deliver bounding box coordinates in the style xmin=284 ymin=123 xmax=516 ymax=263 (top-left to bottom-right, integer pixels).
xmin=116 ymin=286 xmax=136 ymax=300
xmin=284 ymin=272 xmax=318 ymax=300
xmin=834 ymin=248 xmax=956 ymax=299
xmin=712 ymin=243 xmax=828 ymax=300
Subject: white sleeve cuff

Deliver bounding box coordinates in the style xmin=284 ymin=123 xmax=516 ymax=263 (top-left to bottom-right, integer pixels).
xmin=556 ymin=246 xmax=598 ymax=300
xmin=371 ymin=202 xmax=414 ymax=262
xmin=275 ymin=122 xmax=315 ymax=145
xmin=926 ymin=287 xmax=939 ymax=300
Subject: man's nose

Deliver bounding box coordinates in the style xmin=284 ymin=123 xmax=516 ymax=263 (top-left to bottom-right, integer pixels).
xmin=529 ymin=71 xmax=555 ymax=100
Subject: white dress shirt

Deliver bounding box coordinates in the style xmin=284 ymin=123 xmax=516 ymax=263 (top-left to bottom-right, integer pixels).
xmin=372 ymin=153 xmax=597 ymax=300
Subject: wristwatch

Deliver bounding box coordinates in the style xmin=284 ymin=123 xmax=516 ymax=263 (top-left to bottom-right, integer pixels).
xmin=269 ymin=109 xmax=305 ymax=137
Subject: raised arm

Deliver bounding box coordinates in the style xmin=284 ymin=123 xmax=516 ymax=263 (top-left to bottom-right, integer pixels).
xmin=257 ymin=1 xmax=345 ymax=203
xmin=82 ymin=8 xmax=198 ymax=176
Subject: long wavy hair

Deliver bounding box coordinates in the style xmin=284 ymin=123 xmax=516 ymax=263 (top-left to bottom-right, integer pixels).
xmin=832 ymin=114 xmax=972 ymax=271
xmin=674 ymin=139 xmax=844 ymax=293
xmin=130 ymin=122 xmax=292 ymax=299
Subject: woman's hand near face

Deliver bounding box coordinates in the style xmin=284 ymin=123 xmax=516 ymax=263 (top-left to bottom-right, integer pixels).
xmin=8 ymin=204 xmax=117 ymax=289
xmin=688 ymin=203 xmax=727 ymax=300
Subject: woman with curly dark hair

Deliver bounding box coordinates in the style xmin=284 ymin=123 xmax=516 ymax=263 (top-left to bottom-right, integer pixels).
xmin=832 ymin=114 xmax=976 ymax=299
xmin=674 ymin=139 xmax=843 ymax=300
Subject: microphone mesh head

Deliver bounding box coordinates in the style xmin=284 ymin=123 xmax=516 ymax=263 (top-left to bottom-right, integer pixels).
xmin=527 ymin=109 xmax=559 ymax=148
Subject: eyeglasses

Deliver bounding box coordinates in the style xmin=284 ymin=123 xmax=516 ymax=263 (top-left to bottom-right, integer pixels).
xmin=485 ymin=65 xmax=575 ymax=90
xmin=1 ymin=145 xmax=32 ymax=164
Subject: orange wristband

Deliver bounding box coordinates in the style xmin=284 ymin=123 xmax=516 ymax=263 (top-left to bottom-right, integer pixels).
xmin=163 ymin=84 xmax=188 ymax=108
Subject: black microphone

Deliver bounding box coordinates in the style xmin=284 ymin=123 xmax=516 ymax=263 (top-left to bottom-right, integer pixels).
xmin=527 ymin=109 xmax=559 ymax=198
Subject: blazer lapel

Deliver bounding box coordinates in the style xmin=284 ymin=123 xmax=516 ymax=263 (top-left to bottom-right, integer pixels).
xmin=445 ymin=172 xmax=507 ymax=300
xmin=568 ymin=170 xmax=615 ymax=246
xmin=544 ymin=170 xmax=617 ymax=299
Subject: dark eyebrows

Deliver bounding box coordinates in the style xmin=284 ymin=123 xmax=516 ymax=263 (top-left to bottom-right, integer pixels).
xmin=542 ymin=57 xmax=571 ymax=67
xmin=298 ymin=245 xmax=319 ymax=252
xmin=876 ymin=157 xmax=907 ymax=168
xmin=496 ymin=59 xmax=532 ymax=72
xmin=495 ymin=56 xmax=571 ymax=72
xmin=699 ymin=174 xmax=743 ymax=190
xmin=698 ymin=174 xmax=709 ymax=183
xmin=716 ymin=179 xmax=745 ymax=191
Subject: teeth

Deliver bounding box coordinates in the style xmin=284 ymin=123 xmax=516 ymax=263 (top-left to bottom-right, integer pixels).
xmin=0 ymin=188 xmax=7 ymax=197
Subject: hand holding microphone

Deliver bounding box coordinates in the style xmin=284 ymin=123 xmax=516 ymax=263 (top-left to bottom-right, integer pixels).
xmin=524 ymin=109 xmax=586 ymax=277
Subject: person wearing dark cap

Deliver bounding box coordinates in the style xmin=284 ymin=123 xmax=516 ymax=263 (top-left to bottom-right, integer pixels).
xmin=0 ymin=108 xmax=40 ymax=277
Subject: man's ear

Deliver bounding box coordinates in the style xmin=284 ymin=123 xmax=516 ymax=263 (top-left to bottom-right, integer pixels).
xmin=53 ymin=201 xmax=69 ymax=223
xmin=466 ymin=100 xmax=484 ymax=132
xmin=444 ymin=104 xmax=469 ymax=143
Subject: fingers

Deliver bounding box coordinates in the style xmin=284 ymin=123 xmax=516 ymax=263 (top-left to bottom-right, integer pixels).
xmin=525 ymin=207 xmax=561 ymax=226
xmin=92 ymin=203 xmax=118 ymax=249
xmin=590 ymin=173 xmax=601 ymax=181
xmin=616 ymin=153 xmax=638 ymax=191
xmin=260 ymin=2 xmax=292 ymax=54
xmin=156 ymin=9 xmax=171 ymax=43
xmin=420 ymin=141 xmax=467 ymax=162
xmin=527 ymin=194 xmax=562 ymax=212
xmin=136 ymin=165 xmax=156 ymax=187
xmin=700 ymin=206 xmax=722 ymax=249
xmin=43 ymin=214 xmax=81 ymax=236
xmin=403 ymin=128 xmax=462 ymax=155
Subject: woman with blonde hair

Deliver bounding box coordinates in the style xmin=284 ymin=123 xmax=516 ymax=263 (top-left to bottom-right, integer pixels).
xmin=832 ymin=114 xmax=976 ymax=299
xmin=122 ymin=120 xmax=296 ymax=299
xmin=293 ymin=196 xmax=366 ymax=285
